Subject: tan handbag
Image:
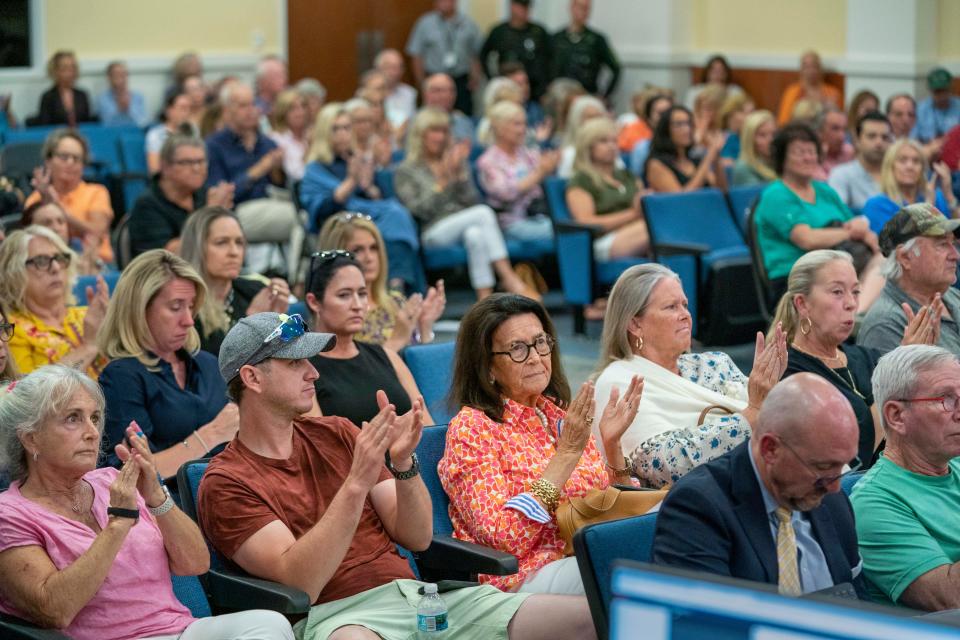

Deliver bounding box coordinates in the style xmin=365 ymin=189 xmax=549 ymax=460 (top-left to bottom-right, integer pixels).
xmin=698 ymin=404 xmax=734 ymax=426
xmin=556 ymin=486 xmax=668 ymax=556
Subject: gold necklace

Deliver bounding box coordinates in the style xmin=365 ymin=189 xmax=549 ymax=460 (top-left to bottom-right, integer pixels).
xmin=792 ymin=344 xmax=865 ymax=400
xmin=790 ymin=342 xmax=843 ymax=364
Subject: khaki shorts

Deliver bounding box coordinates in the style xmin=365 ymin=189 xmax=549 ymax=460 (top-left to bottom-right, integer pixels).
xmin=294 ymin=579 xmax=528 ymax=640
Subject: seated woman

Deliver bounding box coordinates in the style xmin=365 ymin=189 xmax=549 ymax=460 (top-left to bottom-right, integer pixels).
xmin=25 ymin=129 xmax=114 ymax=264
xmin=474 ymin=76 xmax=524 ymax=146
xmin=629 ymin=92 xmax=674 ymax=177
xmin=344 ymin=98 xmax=393 ymax=169
xmin=179 ymin=207 xmax=289 ymax=355
xmin=268 ymin=88 xmax=311 ymax=181
xmin=566 ymin=118 xmax=649 ymax=260
xmin=846 ymin=90 xmax=880 ymax=140
xmin=753 ymin=122 xmax=884 ymax=309
xmin=477 ymin=100 xmax=559 ymax=243
xmin=593 ymin=263 xmax=786 ymax=487
xmin=145 ymin=92 xmax=196 ymax=175
xmin=644 ymin=105 xmax=727 ymax=193
xmin=618 ymin=88 xmax=672 ymax=153
xmin=691 ymin=84 xmax=727 ymax=151
xmin=300 ymin=102 xmax=420 ymax=292
xmin=770 ymin=249 xmax=937 ymax=467
xmin=777 ymin=51 xmax=842 ymax=125
xmin=96 ymin=250 xmax=238 ymax=478
xmin=20 ymin=200 xmax=100 ymax=275
xmin=0 ymin=308 xmax=16 ymax=380
xmin=732 ymin=110 xmax=776 ymax=186
xmin=717 ymin=92 xmax=754 ymax=166
xmin=557 ymin=95 xmax=612 ymax=178
xmin=684 ymin=54 xmax=744 ymax=111
xmin=0 ymin=226 xmax=109 ymax=378
xmin=863 ymin=139 xmax=958 ymax=233
xmin=0 ymin=365 xmax=294 ymax=640
xmin=438 ymin=293 xmax=643 ymax=594
xmin=34 ymin=50 xmax=95 ymax=126
xmin=318 ymin=212 xmax=444 ymax=351
xmin=395 ymin=107 xmax=539 ymax=300
xmin=304 ymin=251 xmax=434 ymax=427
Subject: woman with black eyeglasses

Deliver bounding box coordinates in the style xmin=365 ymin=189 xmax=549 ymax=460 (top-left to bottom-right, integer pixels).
xmin=0 ymin=225 xmax=109 ymax=378
xmin=0 ymin=308 xmax=18 ymax=380
xmin=304 ymin=251 xmax=434 ymax=428
xmin=437 ymin=293 xmax=642 ymax=595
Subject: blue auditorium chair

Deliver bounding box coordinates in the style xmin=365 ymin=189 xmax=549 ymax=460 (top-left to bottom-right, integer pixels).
xmin=643 ymin=189 xmax=763 ymax=345
xmin=72 ymin=271 xmax=121 ymax=301
xmin=117 ymin=130 xmax=150 ymax=212
xmin=402 ymin=341 xmax=455 ymax=426
xmin=573 ymin=512 xmax=659 ymax=640
xmin=727 ymin=183 xmax=769 ymax=235
xmin=840 ymin=470 xmax=865 ymax=497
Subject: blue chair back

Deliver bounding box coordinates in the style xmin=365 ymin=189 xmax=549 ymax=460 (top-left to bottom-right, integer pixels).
xmin=403 ymin=341 xmax=456 ymax=426
xmin=118 ymin=131 xmax=148 ymax=174
xmin=171 ymin=575 xmax=212 ymax=618
xmin=643 ymin=189 xmax=745 ymax=254
xmin=72 ymin=271 xmax=121 ymax=302
xmin=415 ymin=425 xmax=453 ymax=537
xmin=727 ymin=183 xmax=768 ymax=235
xmin=573 ymin=512 xmax=658 ymax=640
xmin=840 ymin=470 xmax=865 ymax=497
xmin=543 ymin=176 xmax=571 ymax=222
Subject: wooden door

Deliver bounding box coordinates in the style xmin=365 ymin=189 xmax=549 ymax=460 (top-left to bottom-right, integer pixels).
xmin=287 ymin=0 xmax=433 ymax=102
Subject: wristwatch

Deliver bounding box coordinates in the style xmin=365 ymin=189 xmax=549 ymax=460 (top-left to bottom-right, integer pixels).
xmin=384 ymin=451 xmax=421 ymax=480
xmin=107 ymin=506 xmax=140 ymax=521
xmin=148 ymin=485 xmax=175 ymax=517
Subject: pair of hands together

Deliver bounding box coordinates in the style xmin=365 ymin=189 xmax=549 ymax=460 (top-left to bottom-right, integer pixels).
xmin=349 ymin=390 xmax=426 ymax=491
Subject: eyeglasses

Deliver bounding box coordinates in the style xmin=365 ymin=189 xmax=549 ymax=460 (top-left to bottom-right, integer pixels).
xmin=335 ymin=212 xmax=373 ymax=222
xmin=172 ymin=158 xmax=208 ymax=168
xmin=898 ymin=395 xmax=960 ymax=413
xmin=25 ymin=252 xmax=71 ymax=272
xmin=236 ymin=313 xmax=307 ymax=374
xmin=52 ymin=152 xmax=84 ymax=164
xmin=305 ymin=250 xmax=355 ymax=294
xmin=778 ymin=437 xmax=862 ymax=491
xmin=492 ymin=334 xmax=556 ymax=363
xmin=0 ymin=322 xmax=14 ymax=342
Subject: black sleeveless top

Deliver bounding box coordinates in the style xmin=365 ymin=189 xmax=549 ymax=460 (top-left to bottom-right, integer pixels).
xmin=310 ymin=341 xmax=412 ymax=427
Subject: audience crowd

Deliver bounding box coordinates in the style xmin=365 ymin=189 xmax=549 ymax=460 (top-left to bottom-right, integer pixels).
xmin=3 ymin=0 xmax=960 ymax=637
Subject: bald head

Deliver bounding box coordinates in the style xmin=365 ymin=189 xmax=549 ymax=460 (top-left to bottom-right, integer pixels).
xmin=375 ymin=49 xmax=405 ymax=87
xmin=757 ymin=373 xmax=858 ymax=447
xmin=423 ymin=73 xmax=456 ymax=112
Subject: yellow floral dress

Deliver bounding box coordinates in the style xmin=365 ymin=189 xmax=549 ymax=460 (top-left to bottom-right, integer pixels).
xmin=6 ymin=307 xmax=108 ymax=379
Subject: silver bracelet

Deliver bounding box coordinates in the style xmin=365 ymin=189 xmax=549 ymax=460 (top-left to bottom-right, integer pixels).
xmin=148 ymin=486 xmax=175 ymax=517
xmin=192 ymin=430 xmax=211 ymax=454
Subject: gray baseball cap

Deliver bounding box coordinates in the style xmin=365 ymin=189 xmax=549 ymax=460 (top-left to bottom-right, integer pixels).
xmin=218 ymin=312 xmax=336 ymax=383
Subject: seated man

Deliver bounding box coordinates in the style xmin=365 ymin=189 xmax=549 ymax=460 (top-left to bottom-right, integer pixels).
xmin=96 ymin=61 xmax=148 ymax=127
xmin=851 ymin=345 xmax=960 ymax=610
xmin=199 ymin=312 xmax=595 ymax=640
xmin=206 ymin=81 xmax=302 ymax=275
xmin=827 ymin=112 xmax=891 ymax=211
xmin=421 ymin=73 xmax=475 ymax=142
xmin=858 ymin=204 xmax=960 ymax=354
xmin=652 ymin=373 xmax=864 ymax=596
xmin=128 ymin=133 xmax=234 ymax=257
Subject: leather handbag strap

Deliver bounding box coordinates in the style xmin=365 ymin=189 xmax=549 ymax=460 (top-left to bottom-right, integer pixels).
xmin=698 ymin=403 xmax=734 ymax=426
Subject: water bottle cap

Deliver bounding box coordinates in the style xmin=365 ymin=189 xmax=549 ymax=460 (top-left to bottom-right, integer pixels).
xmin=423 ymin=583 xmax=438 ymax=594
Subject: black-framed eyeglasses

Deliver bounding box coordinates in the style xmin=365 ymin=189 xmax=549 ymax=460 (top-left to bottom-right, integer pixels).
xmin=172 ymin=158 xmax=208 ymax=168
xmin=898 ymin=395 xmax=960 ymax=413
xmin=778 ymin=437 xmax=862 ymax=491
xmin=25 ymin=252 xmax=71 ymax=272
xmin=235 ymin=313 xmax=307 ymax=374
xmin=0 ymin=322 xmax=14 ymax=342
xmin=492 ymin=334 xmax=556 ymax=363
xmin=305 ymin=250 xmax=355 ymax=295
xmin=335 ymin=212 xmax=373 ymax=222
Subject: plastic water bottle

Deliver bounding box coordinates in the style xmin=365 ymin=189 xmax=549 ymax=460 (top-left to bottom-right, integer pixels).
xmin=416 ymin=583 xmax=449 ymax=638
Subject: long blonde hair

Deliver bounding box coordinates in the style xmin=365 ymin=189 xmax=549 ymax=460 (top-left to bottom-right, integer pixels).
xmin=0 ymin=225 xmax=78 ymax=314
xmin=318 ymin=213 xmax=397 ymax=316
xmin=563 ymin=95 xmax=607 ymax=146
xmin=97 ymin=250 xmax=207 ymax=369
xmin=306 ymin=102 xmax=346 ymax=165
xmin=404 ymin=107 xmax=450 ymax=165
xmin=738 ymin=110 xmax=777 ymax=181
xmin=767 ymin=249 xmax=853 ymax=343
xmin=572 ymin=117 xmax=618 ymax=189
xmin=178 ymin=206 xmax=238 ymax=339
xmin=879 ymin=138 xmax=928 ymax=203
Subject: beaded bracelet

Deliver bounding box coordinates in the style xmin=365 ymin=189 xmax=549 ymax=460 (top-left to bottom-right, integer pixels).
xmin=530 ymin=478 xmax=561 ymax=513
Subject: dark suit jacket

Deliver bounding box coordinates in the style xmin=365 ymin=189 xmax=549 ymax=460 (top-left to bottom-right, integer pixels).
xmin=34 ymin=87 xmax=96 ymax=126
xmin=652 ymin=441 xmax=864 ymax=596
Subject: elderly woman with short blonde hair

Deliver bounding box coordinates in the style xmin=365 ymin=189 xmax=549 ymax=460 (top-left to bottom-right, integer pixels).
xmin=0 ymin=365 xmax=294 ymax=640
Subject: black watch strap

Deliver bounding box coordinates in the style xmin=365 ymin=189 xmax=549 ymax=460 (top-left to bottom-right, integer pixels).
xmin=384 ymin=451 xmax=420 ymax=480
xmin=107 ymin=506 xmax=140 ymax=520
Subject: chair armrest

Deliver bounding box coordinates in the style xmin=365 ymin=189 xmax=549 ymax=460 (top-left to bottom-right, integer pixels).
xmin=206 ymin=568 xmax=312 ymax=614
xmin=0 ymin=614 xmax=70 ymax=640
xmin=416 ymin=535 xmax=518 ymax=576
xmin=115 ymin=171 xmax=149 ymax=182
xmin=655 ymin=241 xmax=710 ymax=256
xmin=555 ymin=220 xmax=604 ymax=237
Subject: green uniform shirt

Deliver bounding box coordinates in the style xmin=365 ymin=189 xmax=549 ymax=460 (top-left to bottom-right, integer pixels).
xmin=850 ymin=456 xmax=960 ymax=604
xmin=754 ymin=180 xmax=852 ymax=280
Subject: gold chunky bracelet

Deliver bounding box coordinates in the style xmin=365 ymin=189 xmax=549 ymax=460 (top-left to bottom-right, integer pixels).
xmin=530 ymin=478 xmax=561 ymax=513
xmin=605 ymin=456 xmax=632 ymax=476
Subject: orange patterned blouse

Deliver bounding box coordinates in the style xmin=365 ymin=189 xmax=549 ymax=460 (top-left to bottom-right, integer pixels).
xmin=437 ymin=395 xmax=609 ymax=591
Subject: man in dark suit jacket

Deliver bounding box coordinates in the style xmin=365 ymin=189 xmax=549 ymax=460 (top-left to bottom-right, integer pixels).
xmin=652 ymin=373 xmax=864 ymax=597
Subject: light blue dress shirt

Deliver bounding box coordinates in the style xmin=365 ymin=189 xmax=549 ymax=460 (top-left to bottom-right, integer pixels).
xmin=748 ymin=445 xmax=835 ymax=593
xmin=96 ymin=90 xmax=148 ymax=128
xmin=912 ymin=96 xmax=960 ymax=142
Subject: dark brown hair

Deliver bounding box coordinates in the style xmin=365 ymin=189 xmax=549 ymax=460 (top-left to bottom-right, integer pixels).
xmin=449 ymin=293 xmax=570 ymax=422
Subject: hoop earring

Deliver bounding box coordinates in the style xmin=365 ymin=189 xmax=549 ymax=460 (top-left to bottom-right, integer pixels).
xmin=32 ymin=451 xmax=38 ymax=461
xmin=799 ymin=317 xmax=812 ymax=336
xmin=635 ymin=335 xmax=644 ymax=351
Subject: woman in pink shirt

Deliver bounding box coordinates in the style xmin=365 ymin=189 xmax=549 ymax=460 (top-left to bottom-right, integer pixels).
xmin=0 ymin=365 xmax=294 ymax=640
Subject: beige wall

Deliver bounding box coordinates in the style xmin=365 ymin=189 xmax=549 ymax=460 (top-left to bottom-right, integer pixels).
xmin=467 ymin=0 xmax=503 ymax=33
xmin=692 ymin=0 xmax=845 ymax=57
xmin=938 ymin=0 xmax=960 ymax=59
xmin=44 ymin=0 xmax=282 ymax=58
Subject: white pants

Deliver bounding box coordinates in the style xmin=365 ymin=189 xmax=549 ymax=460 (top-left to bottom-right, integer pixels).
xmin=236 ymin=198 xmax=305 ymax=277
xmin=516 ymin=556 xmax=585 ymax=595
xmin=141 ymin=609 xmax=294 ymax=640
xmin=422 ymin=204 xmax=508 ymax=290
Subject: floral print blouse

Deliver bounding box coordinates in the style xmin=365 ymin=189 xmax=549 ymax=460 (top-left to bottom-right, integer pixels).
xmin=356 ymin=291 xmax=405 ymax=346
xmin=437 ymin=395 xmax=609 ymax=591
xmin=6 ymin=306 xmax=107 ymax=379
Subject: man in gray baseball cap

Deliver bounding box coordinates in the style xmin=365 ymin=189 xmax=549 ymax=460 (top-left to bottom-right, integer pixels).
xmin=858 ymin=203 xmax=960 ymax=354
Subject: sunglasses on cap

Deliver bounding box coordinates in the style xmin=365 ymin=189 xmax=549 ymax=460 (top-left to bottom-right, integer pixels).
xmin=237 ymin=313 xmax=308 ymax=373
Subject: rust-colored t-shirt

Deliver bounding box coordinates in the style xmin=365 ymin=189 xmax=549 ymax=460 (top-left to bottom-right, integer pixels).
xmin=198 ymin=416 xmax=415 ymax=604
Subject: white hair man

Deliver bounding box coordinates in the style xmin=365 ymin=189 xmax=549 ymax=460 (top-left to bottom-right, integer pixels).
xmin=375 ymin=49 xmax=417 ymax=129
xmin=857 ymin=203 xmax=960 ymax=354
xmin=255 ymin=55 xmax=288 ymax=118
xmin=851 ymin=344 xmax=960 ymax=610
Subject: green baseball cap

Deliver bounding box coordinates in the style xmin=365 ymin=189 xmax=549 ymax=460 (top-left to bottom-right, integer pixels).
xmin=928 ymin=67 xmax=953 ymax=91
xmin=878 ymin=203 xmax=960 ymax=256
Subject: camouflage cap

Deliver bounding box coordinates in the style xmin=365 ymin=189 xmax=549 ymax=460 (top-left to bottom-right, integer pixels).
xmin=878 ymin=202 xmax=960 ymax=256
